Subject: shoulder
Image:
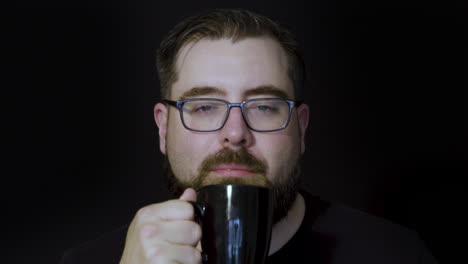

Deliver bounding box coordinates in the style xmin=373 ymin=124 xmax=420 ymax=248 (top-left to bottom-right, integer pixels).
xmin=297 ymin=189 xmax=438 ymax=263
xmin=60 ymin=225 xmax=129 ymax=264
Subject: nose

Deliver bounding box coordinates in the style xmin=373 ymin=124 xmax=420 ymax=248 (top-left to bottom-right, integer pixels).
xmin=219 ymin=107 xmax=254 ymax=149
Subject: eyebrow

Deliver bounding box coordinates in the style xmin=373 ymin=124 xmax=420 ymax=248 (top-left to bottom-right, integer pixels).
xmin=179 ymin=86 xmax=226 ymax=100
xmin=179 ymin=85 xmax=290 ymax=100
xmin=243 ymin=85 xmax=290 ymax=99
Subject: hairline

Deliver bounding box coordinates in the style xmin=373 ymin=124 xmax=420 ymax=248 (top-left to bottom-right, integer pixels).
xmin=168 ymin=35 xmax=296 ymax=100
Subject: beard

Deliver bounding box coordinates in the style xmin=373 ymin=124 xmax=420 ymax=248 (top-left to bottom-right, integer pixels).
xmin=164 ymin=147 xmax=302 ymax=224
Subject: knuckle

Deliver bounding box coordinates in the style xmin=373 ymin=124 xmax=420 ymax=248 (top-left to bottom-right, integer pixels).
xmin=145 ymin=244 xmax=161 ymax=259
xmin=136 ymin=206 xmax=151 ymax=223
xmin=191 ymin=223 xmax=202 ymax=242
xmin=139 ymin=224 xmax=158 ymax=240
xmin=180 ymin=201 xmax=195 ymax=218
xmin=162 ymin=200 xmax=194 ymax=220
xmin=188 ymin=247 xmax=202 ymax=264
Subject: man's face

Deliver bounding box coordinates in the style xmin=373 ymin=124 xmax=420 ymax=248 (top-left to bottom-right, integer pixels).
xmin=154 ymin=37 xmax=309 ymax=220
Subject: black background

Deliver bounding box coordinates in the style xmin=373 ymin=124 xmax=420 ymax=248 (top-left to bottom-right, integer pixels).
xmin=5 ymin=1 xmax=466 ymax=263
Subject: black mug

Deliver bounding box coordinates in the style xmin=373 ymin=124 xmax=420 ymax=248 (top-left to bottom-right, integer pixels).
xmin=191 ymin=184 xmax=274 ymax=264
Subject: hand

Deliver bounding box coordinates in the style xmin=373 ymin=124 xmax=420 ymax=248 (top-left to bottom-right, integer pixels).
xmin=120 ymin=188 xmax=202 ymax=264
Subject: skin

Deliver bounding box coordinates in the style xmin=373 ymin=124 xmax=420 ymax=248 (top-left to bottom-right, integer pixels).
xmin=120 ymin=37 xmax=309 ymax=263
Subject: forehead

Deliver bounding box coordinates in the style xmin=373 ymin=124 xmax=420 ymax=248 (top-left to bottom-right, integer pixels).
xmin=171 ymin=37 xmax=293 ymax=100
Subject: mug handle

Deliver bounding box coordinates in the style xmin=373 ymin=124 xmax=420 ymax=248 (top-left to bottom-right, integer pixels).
xmin=190 ymin=201 xmax=205 ymax=221
xmin=189 ymin=202 xmax=208 ymax=264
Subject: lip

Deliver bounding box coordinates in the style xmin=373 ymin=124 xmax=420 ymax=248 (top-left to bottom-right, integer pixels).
xmin=211 ymin=164 xmax=257 ymax=177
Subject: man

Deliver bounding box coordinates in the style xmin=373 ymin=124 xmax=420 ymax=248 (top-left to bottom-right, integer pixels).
xmin=61 ymin=8 xmax=438 ymax=264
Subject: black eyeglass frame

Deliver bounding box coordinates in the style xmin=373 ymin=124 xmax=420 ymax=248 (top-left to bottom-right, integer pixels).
xmin=163 ymin=98 xmax=303 ymax=132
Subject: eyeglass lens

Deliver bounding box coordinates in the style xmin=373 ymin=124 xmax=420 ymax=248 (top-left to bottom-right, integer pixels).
xmin=181 ymin=99 xmax=290 ymax=131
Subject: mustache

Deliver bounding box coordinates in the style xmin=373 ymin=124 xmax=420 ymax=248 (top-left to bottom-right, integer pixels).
xmin=199 ymin=148 xmax=267 ymax=175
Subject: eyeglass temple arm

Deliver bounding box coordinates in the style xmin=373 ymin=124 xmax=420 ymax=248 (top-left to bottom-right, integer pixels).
xmin=295 ymin=100 xmax=304 ymax=107
xmin=163 ymin=99 xmax=178 ymax=107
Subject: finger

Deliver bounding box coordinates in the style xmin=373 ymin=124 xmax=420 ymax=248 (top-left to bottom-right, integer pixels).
xmin=143 ymin=241 xmax=202 ymax=264
xmin=136 ymin=200 xmax=194 ymax=223
xmin=140 ymin=220 xmax=201 ymax=246
xmin=179 ymin=188 xmax=197 ymax=202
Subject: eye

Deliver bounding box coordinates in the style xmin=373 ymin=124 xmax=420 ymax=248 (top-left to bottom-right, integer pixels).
xmin=190 ymin=104 xmax=218 ymax=114
xmin=257 ymin=104 xmax=275 ymax=112
xmin=183 ymin=101 xmax=225 ymax=115
xmin=195 ymin=104 xmax=214 ymax=112
xmin=249 ymin=102 xmax=280 ymax=113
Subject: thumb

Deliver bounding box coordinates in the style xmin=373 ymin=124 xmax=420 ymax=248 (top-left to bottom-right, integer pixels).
xmin=179 ymin=188 xmax=197 ymax=202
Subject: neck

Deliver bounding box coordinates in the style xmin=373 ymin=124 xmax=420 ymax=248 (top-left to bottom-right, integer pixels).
xmin=268 ymin=192 xmax=305 ymax=255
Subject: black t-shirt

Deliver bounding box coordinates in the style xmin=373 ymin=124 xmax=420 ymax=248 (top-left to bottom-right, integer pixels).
xmin=267 ymin=191 xmax=438 ymax=263
xmin=60 ymin=190 xmax=438 ymax=263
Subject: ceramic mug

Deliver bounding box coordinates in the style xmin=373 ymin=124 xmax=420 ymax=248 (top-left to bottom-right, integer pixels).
xmin=191 ymin=184 xmax=274 ymax=264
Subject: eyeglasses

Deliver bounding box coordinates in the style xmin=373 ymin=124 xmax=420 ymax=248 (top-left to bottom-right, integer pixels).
xmin=164 ymin=98 xmax=303 ymax=132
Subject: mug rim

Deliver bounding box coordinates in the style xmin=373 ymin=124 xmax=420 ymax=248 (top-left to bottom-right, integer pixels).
xmin=196 ymin=183 xmax=271 ymax=191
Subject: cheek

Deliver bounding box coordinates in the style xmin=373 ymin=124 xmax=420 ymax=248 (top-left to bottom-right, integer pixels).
xmin=256 ymin=125 xmax=301 ymax=180
xmin=166 ymin=117 xmax=218 ymax=179
xmin=166 ymin=116 xmax=194 ymax=179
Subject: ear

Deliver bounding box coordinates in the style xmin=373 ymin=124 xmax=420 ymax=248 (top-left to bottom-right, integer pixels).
xmin=154 ymin=103 xmax=168 ymax=155
xmin=297 ymin=104 xmax=310 ymax=154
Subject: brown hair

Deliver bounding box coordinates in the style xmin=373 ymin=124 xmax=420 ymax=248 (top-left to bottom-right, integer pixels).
xmin=156 ymin=8 xmax=305 ymax=100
